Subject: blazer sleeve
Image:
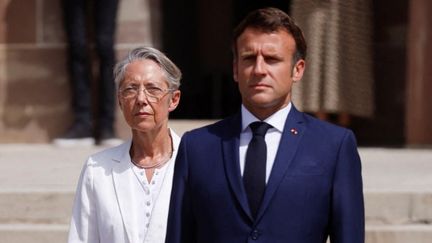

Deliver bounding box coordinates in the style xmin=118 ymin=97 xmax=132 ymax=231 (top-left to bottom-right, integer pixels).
xmin=330 ymin=130 xmax=365 ymax=243
xmin=165 ymin=133 xmax=197 ymax=243
xmin=68 ymin=159 xmax=100 ymax=243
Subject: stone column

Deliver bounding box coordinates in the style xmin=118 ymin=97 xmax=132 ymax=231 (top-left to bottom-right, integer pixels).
xmin=405 ymin=0 xmax=432 ymax=146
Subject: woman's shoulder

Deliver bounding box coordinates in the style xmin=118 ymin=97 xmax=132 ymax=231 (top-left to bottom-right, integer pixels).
xmin=85 ymin=140 xmax=131 ymax=168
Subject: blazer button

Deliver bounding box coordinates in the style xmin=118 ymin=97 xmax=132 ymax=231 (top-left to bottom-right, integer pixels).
xmin=250 ymin=229 xmax=260 ymax=240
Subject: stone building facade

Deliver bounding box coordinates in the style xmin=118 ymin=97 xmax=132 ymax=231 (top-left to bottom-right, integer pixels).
xmin=0 ymin=0 xmax=159 ymax=142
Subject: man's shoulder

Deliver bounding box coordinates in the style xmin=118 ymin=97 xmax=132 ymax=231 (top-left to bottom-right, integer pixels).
xmin=295 ymin=113 xmax=358 ymax=152
xmin=301 ymin=112 xmax=352 ymax=138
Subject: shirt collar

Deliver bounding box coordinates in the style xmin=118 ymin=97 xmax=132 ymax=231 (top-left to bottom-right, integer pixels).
xmin=241 ymin=103 xmax=291 ymax=133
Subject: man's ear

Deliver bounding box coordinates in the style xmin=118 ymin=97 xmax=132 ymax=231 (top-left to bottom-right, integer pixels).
xmin=233 ymin=60 xmax=238 ymax=82
xmin=168 ymin=90 xmax=181 ymax=112
xmin=292 ymin=59 xmax=306 ymax=83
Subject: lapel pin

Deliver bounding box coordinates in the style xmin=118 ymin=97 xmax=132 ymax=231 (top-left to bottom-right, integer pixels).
xmin=290 ymin=128 xmax=298 ymax=135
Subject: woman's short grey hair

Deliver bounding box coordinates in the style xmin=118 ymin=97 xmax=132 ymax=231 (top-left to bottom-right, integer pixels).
xmin=114 ymin=46 xmax=182 ymax=90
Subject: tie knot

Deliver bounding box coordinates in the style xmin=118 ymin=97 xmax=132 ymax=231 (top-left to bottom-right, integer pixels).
xmin=250 ymin=122 xmax=272 ymax=137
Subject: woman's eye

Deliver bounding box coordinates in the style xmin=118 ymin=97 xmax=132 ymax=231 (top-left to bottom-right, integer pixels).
xmin=146 ymin=87 xmax=163 ymax=95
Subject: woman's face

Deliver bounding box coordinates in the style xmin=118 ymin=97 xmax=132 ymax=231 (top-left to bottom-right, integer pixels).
xmin=118 ymin=59 xmax=180 ymax=134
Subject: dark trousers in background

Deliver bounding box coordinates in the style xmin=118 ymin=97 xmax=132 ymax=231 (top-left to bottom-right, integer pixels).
xmin=62 ymin=0 xmax=119 ymax=135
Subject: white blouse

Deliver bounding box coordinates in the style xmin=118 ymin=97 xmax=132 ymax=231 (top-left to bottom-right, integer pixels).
xmin=131 ymin=161 xmax=170 ymax=241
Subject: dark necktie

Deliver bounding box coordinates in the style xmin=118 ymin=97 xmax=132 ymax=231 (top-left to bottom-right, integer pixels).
xmin=243 ymin=121 xmax=272 ymax=218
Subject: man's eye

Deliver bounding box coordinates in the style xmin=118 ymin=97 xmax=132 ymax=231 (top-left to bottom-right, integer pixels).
xmin=265 ymin=57 xmax=280 ymax=63
xmin=242 ymin=56 xmax=255 ymax=61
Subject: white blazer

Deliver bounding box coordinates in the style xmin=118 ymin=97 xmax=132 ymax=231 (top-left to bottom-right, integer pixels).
xmin=68 ymin=130 xmax=180 ymax=243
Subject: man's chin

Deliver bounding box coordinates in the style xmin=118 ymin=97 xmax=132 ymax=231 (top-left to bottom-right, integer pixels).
xmin=247 ymin=95 xmax=274 ymax=107
xmin=244 ymin=95 xmax=290 ymax=111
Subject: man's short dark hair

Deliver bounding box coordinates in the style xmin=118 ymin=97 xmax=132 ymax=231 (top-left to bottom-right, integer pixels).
xmin=232 ymin=7 xmax=307 ymax=63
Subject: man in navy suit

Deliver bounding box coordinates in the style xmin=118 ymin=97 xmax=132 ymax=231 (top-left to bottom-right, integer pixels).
xmin=166 ymin=7 xmax=364 ymax=243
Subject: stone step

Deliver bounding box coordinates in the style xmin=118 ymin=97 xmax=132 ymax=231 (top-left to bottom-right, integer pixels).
xmin=365 ymin=191 xmax=432 ymax=225
xmin=0 ymin=191 xmax=74 ymax=224
xmin=366 ymin=224 xmax=432 ymax=243
xmin=0 ymin=224 xmax=68 ymax=243
xmin=1 ymin=190 xmax=431 ymax=225
xmin=1 ymin=144 xmax=431 ymax=242
xmin=0 ymin=224 xmax=431 ymax=243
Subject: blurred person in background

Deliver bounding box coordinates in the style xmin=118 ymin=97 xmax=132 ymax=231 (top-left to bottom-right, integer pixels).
xmin=54 ymin=0 xmax=120 ymax=146
xmin=68 ymin=47 xmax=182 ymax=243
xmin=291 ymin=0 xmax=374 ymax=127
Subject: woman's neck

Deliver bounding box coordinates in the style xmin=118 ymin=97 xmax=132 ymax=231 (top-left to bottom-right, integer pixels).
xmin=132 ymin=128 xmax=171 ymax=156
xmin=130 ymin=127 xmax=173 ymax=182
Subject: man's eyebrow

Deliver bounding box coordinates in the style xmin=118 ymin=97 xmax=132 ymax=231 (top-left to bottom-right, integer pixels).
xmin=264 ymin=52 xmax=283 ymax=58
xmin=239 ymin=50 xmax=256 ymax=57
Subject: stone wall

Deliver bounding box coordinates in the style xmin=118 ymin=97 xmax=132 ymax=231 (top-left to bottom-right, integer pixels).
xmin=0 ymin=0 xmax=159 ymax=143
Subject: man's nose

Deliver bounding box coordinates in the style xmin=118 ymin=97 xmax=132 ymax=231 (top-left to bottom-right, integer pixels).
xmin=253 ymin=56 xmax=267 ymax=75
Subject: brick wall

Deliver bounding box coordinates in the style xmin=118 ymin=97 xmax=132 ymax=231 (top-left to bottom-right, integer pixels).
xmin=0 ymin=0 xmax=159 ymax=142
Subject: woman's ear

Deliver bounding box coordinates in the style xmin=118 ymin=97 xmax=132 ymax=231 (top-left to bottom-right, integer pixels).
xmin=117 ymin=93 xmax=123 ymax=110
xmin=168 ymin=90 xmax=181 ymax=112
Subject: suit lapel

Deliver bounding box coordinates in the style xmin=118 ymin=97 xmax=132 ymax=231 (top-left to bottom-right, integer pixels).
xmin=112 ymin=140 xmax=138 ymax=243
xmin=256 ymin=106 xmax=306 ymax=221
xmin=222 ymin=113 xmax=254 ymax=221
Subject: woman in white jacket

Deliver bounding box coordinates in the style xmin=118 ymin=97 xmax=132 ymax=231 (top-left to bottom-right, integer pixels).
xmin=68 ymin=46 xmax=182 ymax=243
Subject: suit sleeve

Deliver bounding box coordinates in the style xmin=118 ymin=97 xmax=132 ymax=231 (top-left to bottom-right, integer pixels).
xmin=166 ymin=133 xmax=196 ymax=243
xmin=68 ymin=159 xmax=100 ymax=243
xmin=330 ymin=130 xmax=365 ymax=243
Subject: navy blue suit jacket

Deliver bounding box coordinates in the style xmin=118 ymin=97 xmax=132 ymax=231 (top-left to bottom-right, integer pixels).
xmin=166 ymin=106 xmax=364 ymax=243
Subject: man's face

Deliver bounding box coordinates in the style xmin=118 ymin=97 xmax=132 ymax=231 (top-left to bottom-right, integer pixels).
xmin=118 ymin=59 xmax=180 ymax=133
xmin=233 ymin=27 xmax=305 ymax=119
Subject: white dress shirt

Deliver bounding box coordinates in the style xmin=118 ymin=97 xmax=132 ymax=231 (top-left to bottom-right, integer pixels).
xmin=239 ymin=103 xmax=291 ymax=183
